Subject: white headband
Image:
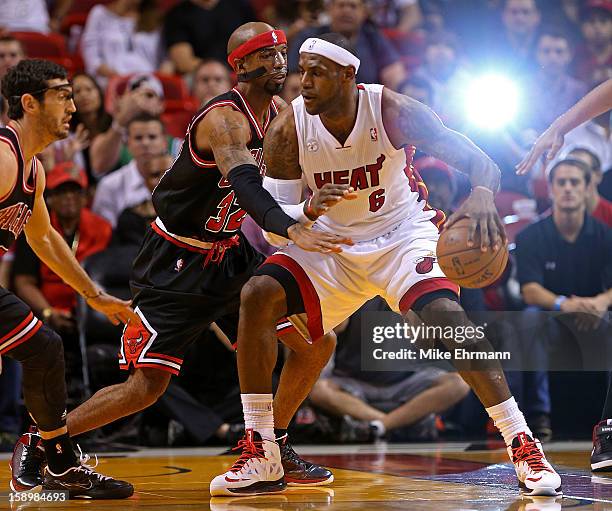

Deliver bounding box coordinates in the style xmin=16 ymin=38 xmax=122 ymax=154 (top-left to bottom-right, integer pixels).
xmin=299 ymin=38 xmax=361 ymax=73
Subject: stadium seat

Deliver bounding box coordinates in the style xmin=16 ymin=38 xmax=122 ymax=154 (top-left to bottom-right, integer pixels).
xmin=11 ymin=31 xmax=75 ymax=73
xmin=162 ymin=109 xmax=197 ymax=139
xmin=65 ymin=0 xmax=112 ymax=14
xmin=494 ymin=190 xmax=535 ymax=219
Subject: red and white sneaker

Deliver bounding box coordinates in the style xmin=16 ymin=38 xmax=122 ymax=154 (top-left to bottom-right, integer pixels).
xmin=508 ymin=432 xmax=562 ymax=497
xmin=210 ymin=429 xmax=285 ymax=497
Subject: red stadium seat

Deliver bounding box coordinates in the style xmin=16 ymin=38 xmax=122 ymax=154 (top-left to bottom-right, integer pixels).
xmin=65 ymin=0 xmax=112 ymax=14
xmin=162 ymin=109 xmax=197 ymax=139
xmin=494 ymin=190 xmax=535 ymax=219
xmin=158 ymin=0 xmax=183 ymax=12
xmin=11 ymin=32 xmax=75 ymax=74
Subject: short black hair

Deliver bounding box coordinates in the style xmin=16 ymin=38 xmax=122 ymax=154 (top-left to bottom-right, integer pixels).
xmin=1 ymin=59 xmax=68 ymax=120
xmin=317 ymin=33 xmax=358 ymax=57
xmin=548 ymin=158 xmax=592 ymax=185
xmin=126 ymin=112 xmax=165 ymax=133
xmin=568 ymin=146 xmax=602 ymax=173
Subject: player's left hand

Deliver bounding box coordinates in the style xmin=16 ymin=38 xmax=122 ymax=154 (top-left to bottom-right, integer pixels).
xmin=86 ymin=291 xmax=141 ymax=326
xmin=515 ymin=124 xmax=565 ymax=175
xmin=444 ymin=187 xmax=506 ymax=252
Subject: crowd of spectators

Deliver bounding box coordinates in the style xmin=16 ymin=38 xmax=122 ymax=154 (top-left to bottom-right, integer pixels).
xmin=0 ymin=0 xmax=611 ymax=449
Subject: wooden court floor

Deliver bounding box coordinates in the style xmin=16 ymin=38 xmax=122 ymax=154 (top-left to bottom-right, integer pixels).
xmin=1 ymin=441 xmax=611 ymax=510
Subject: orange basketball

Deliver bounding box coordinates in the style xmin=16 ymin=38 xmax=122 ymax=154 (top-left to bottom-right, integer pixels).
xmin=436 ymin=218 xmax=509 ymax=289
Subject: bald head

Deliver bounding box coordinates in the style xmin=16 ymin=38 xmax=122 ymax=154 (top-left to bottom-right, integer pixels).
xmin=227 ymin=22 xmax=275 ymax=55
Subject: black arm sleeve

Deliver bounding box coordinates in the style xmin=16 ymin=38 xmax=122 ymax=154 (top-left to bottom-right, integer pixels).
xmin=227 ymin=164 xmax=298 ymax=238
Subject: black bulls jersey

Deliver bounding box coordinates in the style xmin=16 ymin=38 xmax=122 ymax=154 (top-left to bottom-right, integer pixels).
xmin=0 ymin=126 xmax=37 ymax=254
xmin=153 ymin=88 xmax=279 ymax=241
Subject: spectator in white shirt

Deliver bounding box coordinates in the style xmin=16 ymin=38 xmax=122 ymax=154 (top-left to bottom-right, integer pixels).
xmin=0 ymin=0 xmax=73 ymax=33
xmin=81 ymin=0 xmax=166 ymax=88
xmin=93 ymin=113 xmax=167 ymax=228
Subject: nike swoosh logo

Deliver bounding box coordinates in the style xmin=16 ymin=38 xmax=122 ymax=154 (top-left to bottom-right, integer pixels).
xmin=527 ymin=477 xmax=542 ymax=482
xmin=58 ymin=481 xmax=93 ymax=490
xmin=225 ymin=476 xmax=249 ymax=483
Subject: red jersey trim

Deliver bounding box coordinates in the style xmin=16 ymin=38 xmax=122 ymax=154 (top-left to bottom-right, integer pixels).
xmin=6 ymin=126 xmax=35 ymax=194
xmin=399 ymin=277 xmax=460 ymax=313
xmin=187 ymin=100 xmax=244 ymax=168
xmin=232 ymin=87 xmax=273 ymax=139
xmin=263 ymin=254 xmax=324 ymax=342
xmin=0 ymin=135 xmax=19 ymax=202
xmin=0 ymin=312 xmax=43 ymax=354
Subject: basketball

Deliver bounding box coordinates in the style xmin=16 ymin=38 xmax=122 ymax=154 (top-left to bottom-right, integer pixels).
xmin=436 ymin=217 xmax=508 ymax=288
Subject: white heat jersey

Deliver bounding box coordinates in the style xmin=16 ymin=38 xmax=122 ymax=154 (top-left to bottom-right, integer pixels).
xmin=293 ymin=83 xmax=444 ymax=241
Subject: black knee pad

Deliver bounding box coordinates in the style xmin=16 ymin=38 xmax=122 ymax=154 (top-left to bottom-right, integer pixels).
xmin=8 ymin=325 xmax=67 ymax=432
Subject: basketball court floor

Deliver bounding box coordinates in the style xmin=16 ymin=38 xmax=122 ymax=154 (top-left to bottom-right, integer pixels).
xmin=1 ymin=440 xmax=611 ymax=510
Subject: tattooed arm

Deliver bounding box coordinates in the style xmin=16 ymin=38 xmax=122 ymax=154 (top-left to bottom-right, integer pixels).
xmin=196 ymin=106 xmax=352 ymax=252
xmin=263 ymin=106 xmax=302 ymax=180
xmin=382 ymin=88 xmax=500 ymax=191
xmin=382 ymin=88 xmax=504 ymax=251
xmin=197 ymin=107 xmax=257 ymax=176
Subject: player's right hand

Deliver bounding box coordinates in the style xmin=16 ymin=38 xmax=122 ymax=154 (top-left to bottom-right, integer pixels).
xmin=515 ymin=124 xmax=565 ymax=175
xmin=305 ymin=184 xmax=358 ymax=220
xmin=86 ymin=291 xmax=141 ymax=327
xmin=287 ymin=223 xmax=353 ymax=253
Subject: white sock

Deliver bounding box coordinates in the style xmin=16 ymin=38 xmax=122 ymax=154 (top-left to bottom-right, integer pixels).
xmin=241 ymin=394 xmax=274 ymax=441
xmin=370 ymin=420 xmax=386 ymax=438
xmin=486 ymin=396 xmax=532 ymax=445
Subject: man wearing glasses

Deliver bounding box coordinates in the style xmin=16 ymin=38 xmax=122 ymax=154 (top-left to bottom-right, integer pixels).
xmin=1 ymin=59 xmax=136 ymax=499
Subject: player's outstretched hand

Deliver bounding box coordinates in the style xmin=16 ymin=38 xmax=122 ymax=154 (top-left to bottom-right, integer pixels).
xmin=515 ymin=124 xmax=565 ymax=175
xmin=86 ymin=291 xmax=141 ymax=326
xmin=444 ymin=187 xmax=506 ymax=252
xmin=306 ymin=184 xmax=358 ymax=220
xmin=287 ymin=223 xmax=353 ymax=253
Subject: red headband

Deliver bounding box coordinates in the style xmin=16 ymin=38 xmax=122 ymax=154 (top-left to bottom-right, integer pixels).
xmin=227 ymin=30 xmax=287 ymax=71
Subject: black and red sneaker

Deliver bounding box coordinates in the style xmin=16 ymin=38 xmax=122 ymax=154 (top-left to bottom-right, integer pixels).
xmin=591 ymin=420 xmax=612 ymax=471
xmin=10 ymin=426 xmax=45 ymax=493
xmin=278 ymin=433 xmax=334 ymax=486
xmin=44 ymin=454 xmax=134 ymax=500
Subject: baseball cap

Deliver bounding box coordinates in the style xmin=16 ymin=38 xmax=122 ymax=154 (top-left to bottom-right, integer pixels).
xmin=46 ymin=162 xmax=88 ymax=190
xmin=581 ymin=0 xmax=612 ymax=19
xmin=414 ymin=156 xmax=455 ymax=183
xmin=127 ymin=73 xmax=164 ymax=99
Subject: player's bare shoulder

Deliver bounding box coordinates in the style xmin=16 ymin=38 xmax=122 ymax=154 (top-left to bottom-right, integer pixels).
xmin=264 ymin=104 xmax=301 ymax=179
xmin=0 ymin=139 xmax=19 ymax=199
xmin=194 ymin=105 xmax=252 ymax=172
xmin=197 ymin=105 xmax=252 ymax=149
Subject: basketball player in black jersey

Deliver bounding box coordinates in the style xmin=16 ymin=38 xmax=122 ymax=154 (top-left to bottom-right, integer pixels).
xmin=12 ymin=23 xmax=351 ymax=493
xmin=0 ymin=59 xmax=136 ymax=498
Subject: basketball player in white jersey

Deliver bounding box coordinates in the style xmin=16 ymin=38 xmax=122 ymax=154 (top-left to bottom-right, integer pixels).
xmin=210 ymin=34 xmax=562 ymax=498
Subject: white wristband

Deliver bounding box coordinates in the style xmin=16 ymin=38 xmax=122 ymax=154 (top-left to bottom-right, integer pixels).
xmin=473 ymin=185 xmax=494 ymax=195
xmin=279 ymin=201 xmax=313 ymax=225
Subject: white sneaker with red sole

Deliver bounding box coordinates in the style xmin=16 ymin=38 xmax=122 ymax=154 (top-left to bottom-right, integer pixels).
xmin=508 ymin=432 xmax=562 ymax=497
xmin=210 ymin=429 xmax=285 ymax=497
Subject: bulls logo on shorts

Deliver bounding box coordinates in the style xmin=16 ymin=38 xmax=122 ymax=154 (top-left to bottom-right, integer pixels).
xmin=120 ymin=321 xmax=153 ymax=367
xmin=415 ymin=256 xmax=436 ymax=274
